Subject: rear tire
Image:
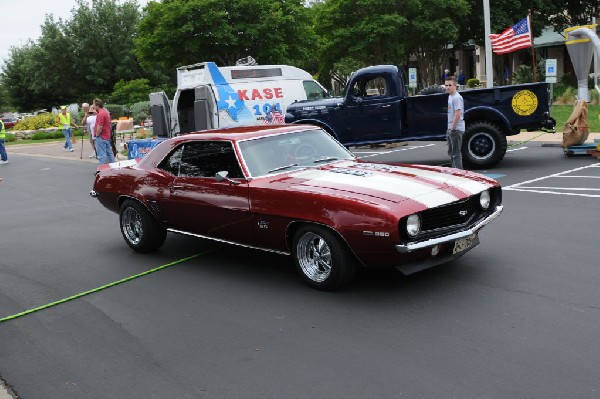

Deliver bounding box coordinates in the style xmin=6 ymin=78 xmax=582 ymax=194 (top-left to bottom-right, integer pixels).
xmin=119 ymin=200 xmax=167 ymax=252
xmin=292 ymin=225 xmax=358 ymax=291
xmin=462 ymin=121 xmax=507 ymax=169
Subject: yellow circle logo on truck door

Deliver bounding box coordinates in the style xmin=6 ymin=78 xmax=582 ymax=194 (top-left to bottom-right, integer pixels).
xmin=512 ymin=90 xmax=538 ymax=116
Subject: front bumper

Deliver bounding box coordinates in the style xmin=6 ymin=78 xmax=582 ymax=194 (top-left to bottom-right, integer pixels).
xmin=395 ymin=204 xmax=503 ymax=253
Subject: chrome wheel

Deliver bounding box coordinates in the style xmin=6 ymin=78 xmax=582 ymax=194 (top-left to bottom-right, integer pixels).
xmin=119 ymin=200 xmax=166 ymax=252
xmin=296 ymin=231 xmax=332 ymax=283
xmin=121 ymin=207 xmax=143 ymax=245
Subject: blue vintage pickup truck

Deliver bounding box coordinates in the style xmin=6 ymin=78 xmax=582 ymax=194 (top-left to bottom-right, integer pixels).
xmin=285 ymin=65 xmax=556 ymax=169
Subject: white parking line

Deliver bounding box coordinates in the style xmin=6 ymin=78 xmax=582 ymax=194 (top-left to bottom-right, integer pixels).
xmin=504 ymin=162 xmax=600 ymax=197
xmin=507 ymin=146 xmax=529 ymax=152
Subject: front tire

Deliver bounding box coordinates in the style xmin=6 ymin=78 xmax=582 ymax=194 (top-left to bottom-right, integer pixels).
xmin=463 ymin=122 xmax=507 ymax=169
xmin=119 ymin=200 xmax=167 ymax=252
xmin=292 ymin=225 xmax=358 ymax=291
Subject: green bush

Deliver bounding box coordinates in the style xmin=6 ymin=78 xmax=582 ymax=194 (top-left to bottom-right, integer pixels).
xmin=554 ymin=86 xmax=577 ymax=104
xmin=466 ymin=78 xmax=480 ymax=88
xmin=31 ymin=131 xmax=64 ymax=140
xmin=4 ymin=133 xmax=16 ymax=142
xmin=513 ymin=65 xmax=533 ymax=84
xmin=12 ymin=113 xmax=58 ymax=130
xmin=129 ymin=101 xmax=151 ymax=123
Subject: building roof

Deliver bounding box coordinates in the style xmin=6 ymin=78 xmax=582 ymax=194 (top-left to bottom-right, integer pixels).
xmin=534 ymin=26 xmax=566 ymax=48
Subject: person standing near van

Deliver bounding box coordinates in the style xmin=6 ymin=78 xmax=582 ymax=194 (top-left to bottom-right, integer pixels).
xmin=58 ymin=106 xmax=78 ymax=152
xmin=93 ymin=99 xmax=115 ymax=164
xmin=0 ymin=119 xmax=8 ymax=164
xmin=85 ymin=104 xmax=98 ymax=158
xmin=445 ymin=76 xmax=465 ymax=169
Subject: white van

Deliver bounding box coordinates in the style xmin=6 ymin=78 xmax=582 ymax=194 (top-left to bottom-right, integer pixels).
xmin=150 ymin=61 xmax=328 ymax=138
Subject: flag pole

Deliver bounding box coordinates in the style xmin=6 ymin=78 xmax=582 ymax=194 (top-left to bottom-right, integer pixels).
xmin=529 ymin=10 xmax=536 ymax=82
xmin=483 ymin=0 xmax=494 ymax=88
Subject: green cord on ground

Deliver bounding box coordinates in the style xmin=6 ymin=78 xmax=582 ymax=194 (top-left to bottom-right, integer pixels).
xmin=508 ymin=131 xmax=553 ymax=148
xmin=0 ymin=251 xmax=209 ymax=323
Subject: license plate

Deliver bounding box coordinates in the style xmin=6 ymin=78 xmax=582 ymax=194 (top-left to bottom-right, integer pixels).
xmin=453 ymin=235 xmax=474 ymax=254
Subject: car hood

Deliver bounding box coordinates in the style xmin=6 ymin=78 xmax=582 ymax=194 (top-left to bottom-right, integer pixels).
xmin=286 ymin=97 xmax=343 ymax=112
xmin=279 ymin=161 xmax=497 ymax=208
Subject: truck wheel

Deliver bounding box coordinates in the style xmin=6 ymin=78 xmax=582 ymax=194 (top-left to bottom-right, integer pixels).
xmin=462 ymin=122 xmax=507 ymax=169
xmin=119 ymin=200 xmax=167 ymax=252
xmin=292 ymin=225 xmax=358 ymax=291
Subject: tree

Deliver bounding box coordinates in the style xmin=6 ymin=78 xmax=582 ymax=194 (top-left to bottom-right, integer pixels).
xmin=110 ymin=78 xmax=152 ymax=105
xmin=314 ymin=0 xmax=408 ymax=85
xmin=134 ymin=0 xmax=317 ymax=77
xmin=1 ymin=43 xmax=54 ymax=111
xmin=403 ymin=0 xmax=469 ymax=87
xmin=0 ymin=0 xmax=151 ymax=111
xmin=65 ymin=0 xmax=148 ymax=97
xmin=313 ymin=0 xmax=468 ymax=88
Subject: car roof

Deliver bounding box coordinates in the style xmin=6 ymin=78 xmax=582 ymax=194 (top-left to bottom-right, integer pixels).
xmin=172 ymin=124 xmax=318 ymax=143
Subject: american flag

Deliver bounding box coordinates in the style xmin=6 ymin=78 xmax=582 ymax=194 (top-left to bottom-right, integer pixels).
xmin=263 ymin=109 xmax=285 ymax=124
xmin=489 ymin=17 xmax=532 ymax=54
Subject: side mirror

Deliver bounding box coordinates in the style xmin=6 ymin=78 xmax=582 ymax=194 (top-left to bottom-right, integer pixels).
xmin=215 ymin=170 xmax=241 ymax=185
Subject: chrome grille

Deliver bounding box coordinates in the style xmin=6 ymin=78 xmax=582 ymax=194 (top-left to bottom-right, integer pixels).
xmin=399 ymin=187 xmax=502 ymax=241
xmin=420 ymin=196 xmax=479 ymax=231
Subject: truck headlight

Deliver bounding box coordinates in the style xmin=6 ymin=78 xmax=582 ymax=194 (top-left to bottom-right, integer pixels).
xmin=480 ymin=190 xmax=491 ymax=210
xmin=406 ymin=214 xmax=421 ymax=237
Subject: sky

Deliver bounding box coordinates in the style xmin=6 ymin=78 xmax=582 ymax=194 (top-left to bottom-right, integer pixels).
xmin=0 ymin=0 xmax=149 ymax=67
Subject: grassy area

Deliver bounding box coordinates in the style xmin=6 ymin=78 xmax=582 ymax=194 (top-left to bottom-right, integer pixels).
xmin=5 ymin=137 xmax=64 ymax=146
xmin=551 ymin=104 xmax=600 ymax=132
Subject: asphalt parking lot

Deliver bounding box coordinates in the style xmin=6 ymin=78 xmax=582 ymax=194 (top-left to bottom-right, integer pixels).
xmin=1 ymin=137 xmax=600 ymax=398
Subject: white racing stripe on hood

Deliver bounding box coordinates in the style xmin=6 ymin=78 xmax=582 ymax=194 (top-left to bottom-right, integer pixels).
xmin=293 ymin=168 xmax=458 ymax=207
xmin=389 ymin=166 xmax=493 ymax=194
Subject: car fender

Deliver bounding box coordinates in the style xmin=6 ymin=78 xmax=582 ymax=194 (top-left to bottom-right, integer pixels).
xmin=464 ymin=106 xmax=511 ymax=133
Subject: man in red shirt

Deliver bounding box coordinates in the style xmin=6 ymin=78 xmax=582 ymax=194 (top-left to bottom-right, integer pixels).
xmin=93 ymin=98 xmax=115 ymax=164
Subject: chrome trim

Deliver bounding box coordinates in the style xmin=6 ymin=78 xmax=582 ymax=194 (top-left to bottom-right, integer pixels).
xmin=167 ymin=228 xmax=291 ymax=256
xmin=395 ymin=204 xmax=503 ymax=253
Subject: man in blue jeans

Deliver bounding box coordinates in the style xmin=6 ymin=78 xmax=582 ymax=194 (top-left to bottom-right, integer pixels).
xmin=93 ymin=99 xmax=115 ymax=165
xmin=445 ymin=76 xmax=465 ymax=169
xmin=0 ymin=119 xmax=8 ymax=164
xmin=58 ymin=106 xmax=78 ymax=152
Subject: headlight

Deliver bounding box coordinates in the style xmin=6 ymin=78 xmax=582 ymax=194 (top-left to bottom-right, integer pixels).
xmin=406 ymin=214 xmax=421 ymax=237
xmin=479 ymin=190 xmax=491 ymax=210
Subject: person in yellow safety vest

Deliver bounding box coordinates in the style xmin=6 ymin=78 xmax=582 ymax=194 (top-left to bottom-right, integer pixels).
xmin=58 ymin=105 xmax=79 ymax=152
xmin=0 ymin=119 xmax=8 ymax=164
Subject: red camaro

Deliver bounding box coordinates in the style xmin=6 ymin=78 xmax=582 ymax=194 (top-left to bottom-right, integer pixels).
xmin=91 ymin=124 xmax=503 ymax=290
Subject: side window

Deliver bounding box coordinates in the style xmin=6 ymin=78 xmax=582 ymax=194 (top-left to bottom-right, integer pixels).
xmin=303 ymin=80 xmax=327 ymax=100
xmin=365 ymin=77 xmax=387 ymax=96
xmin=160 ymin=145 xmax=184 ymax=175
xmin=350 ymin=79 xmax=365 ymax=97
xmin=160 ymin=141 xmax=244 ymax=178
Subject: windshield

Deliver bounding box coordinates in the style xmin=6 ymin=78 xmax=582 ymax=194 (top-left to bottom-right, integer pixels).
xmin=239 ymin=128 xmax=355 ymax=177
